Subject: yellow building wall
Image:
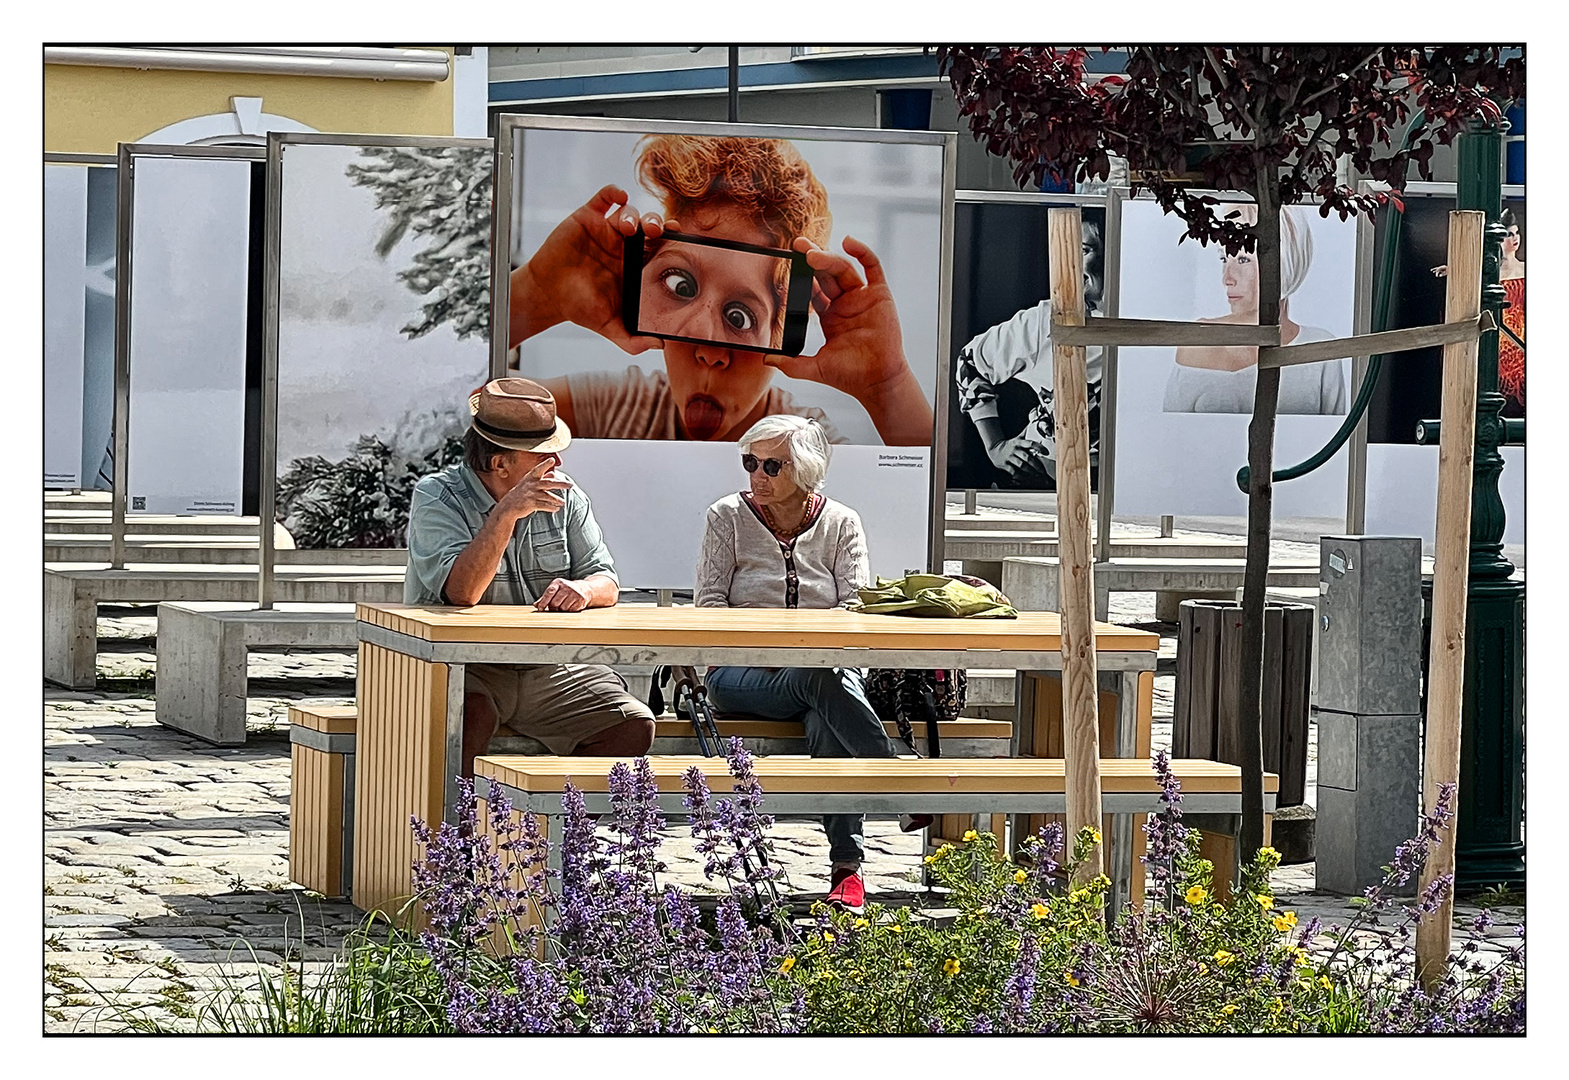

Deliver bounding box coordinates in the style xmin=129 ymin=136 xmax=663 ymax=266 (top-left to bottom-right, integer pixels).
xmin=45 ymin=53 xmax=456 ymax=154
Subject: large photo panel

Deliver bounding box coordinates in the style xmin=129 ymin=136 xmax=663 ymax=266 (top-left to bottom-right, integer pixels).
xmin=1114 ymin=197 xmax=1358 ymax=518
xmin=125 ymin=152 xmax=259 ymax=516
xmin=945 ymin=197 xmax=1107 ymax=492
xmin=498 ymin=118 xmax=949 ymax=589
xmin=273 ymin=136 xmax=492 ymax=548
xmin=1367 ymin=190 xmax=1525 ymax=444
xmin=43 ymin=161 xmax=116 ymax=491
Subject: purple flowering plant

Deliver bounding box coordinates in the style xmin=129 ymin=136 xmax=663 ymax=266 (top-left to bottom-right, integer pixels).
xmin=402 ymin=743 xmax=1521 ymax=1034
xmin=408 ymin=738 xmax=804 ymax=1033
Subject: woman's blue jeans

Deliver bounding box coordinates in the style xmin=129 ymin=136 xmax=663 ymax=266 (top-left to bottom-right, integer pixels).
xmin=704 ymin=666 xmax=898 ymax=866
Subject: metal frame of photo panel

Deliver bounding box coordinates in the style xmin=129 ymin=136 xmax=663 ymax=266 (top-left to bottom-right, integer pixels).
xmin=258 ymin=131 xmax=493 ymax=608
xmin=44 ymin=152 xmax=116 ymax=495
xmin=1110 ymin=186 xmax=1375 ymax=536
xmin=950 ymin=187 xmax=1120 ymax=562
xmin=489 ymin=113 xmax=958 ymax=574
xmin=1345 ymin=178 xmax=1523 ymax=534
xmin=109 ymin=143 xmax=265 ymax=570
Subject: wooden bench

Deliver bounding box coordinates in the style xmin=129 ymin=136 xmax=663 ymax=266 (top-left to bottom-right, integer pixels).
xmin=464 ymin=756 xmax=1278 ymax=924
xmin=44 ymin=565 xmax=404 ymax=690
xmin=283 ymin=706 xmax=1009 ymax=901
xmin=289 ymin=704 xmax=357 ymax=899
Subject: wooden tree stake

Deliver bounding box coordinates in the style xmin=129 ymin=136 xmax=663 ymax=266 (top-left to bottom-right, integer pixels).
xmin=1048 ymin=207 xmax=1104 ymax=884
xmin=1415 ymin=211 xmax=1484 ymax=988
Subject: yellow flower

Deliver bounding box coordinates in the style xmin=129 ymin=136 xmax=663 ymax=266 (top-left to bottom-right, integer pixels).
xmin=1254 ymin=893 xmax=1274 ymax=911
xmin=1213 ymin=950 xmax=1236 ymax=967
xmin=936 ymin=843 xmax=954 ymax=858
xmin=924 ymin=855 xmax=935 ymax=865
xmin=1273 ymin=911 xmax=1298 ymax=933
xmin=1031 ymin=903 xmax=1050 ymax=920
xmin=1088 ymin=828 xmax=1102 ymax=845
xmin=902 ymin=958 xmax=913 ymax=969
xmin=1064 ymin=971 xmax=1080 ymax=988
xmin=1069 ymin=888 xmax=1088 ymax=903
xmin=1257 ymin=846 xmax=1281 ymax=866
xmin=1292 ymin=947 xmax=1311 ymax=966
xmin=1319 ymin=975 xmax=1333 ymax=991
xmin=889 ymin=923 xmax=903 ymax=934
xmin=1014 ymin=869 xmax=1029 ymax=884
xmin=944 ymin=958 xmax=961 ymax=977
xmin=1198 ymin=963 xmax=1208 ymax=975
xmin=1221 ymin=1003 xmax=1239 ymax=1015
xmin=778 ymin=957 xmax=795 ymax=975
xmin=1271 ymin=997 xmax=1284 ymax=1015
xmin=853 ymin=918 xmax=869 ymax=931
xmin=1185 ymin=885 xmax=1208 ymax=905
xmin=1092 ymin=874 xmax=1111 ymax=889
xmin=822 ymin=932 xmax=834 ymax=943
xmin=963 ymin=830 xmax=978 ymax=842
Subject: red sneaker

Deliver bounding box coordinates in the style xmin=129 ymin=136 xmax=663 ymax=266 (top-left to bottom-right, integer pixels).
xmin=826 ymin=865 xmax=866 ymax=913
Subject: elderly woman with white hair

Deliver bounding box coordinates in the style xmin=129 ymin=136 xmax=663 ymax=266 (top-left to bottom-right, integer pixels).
xmin=1162 ymin=204 xmax=1348 ymax=415
xmin=695 ymin=413 xmax=905 ymax=913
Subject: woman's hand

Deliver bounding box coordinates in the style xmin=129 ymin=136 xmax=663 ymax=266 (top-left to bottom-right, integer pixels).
xmin=508 ymin=184 xmax=667 ymax=354
xmin=765 ymin=236 xmax=934 ymax=446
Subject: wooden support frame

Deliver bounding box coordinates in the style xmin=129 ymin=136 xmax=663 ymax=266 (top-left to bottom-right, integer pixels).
xmin=1415 ymin=211 xmax=1484 ymax=988
xmin=1047 ymin=207 xmax=1104 ymax=884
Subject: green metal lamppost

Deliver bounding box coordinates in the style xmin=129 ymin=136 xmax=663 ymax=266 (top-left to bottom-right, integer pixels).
xmin=1417 ymin=116 xmax=1526 ymax=889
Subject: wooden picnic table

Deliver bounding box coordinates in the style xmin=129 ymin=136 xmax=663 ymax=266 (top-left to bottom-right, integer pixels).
xmin=351 ymin=603 xmax=1159 ymax=917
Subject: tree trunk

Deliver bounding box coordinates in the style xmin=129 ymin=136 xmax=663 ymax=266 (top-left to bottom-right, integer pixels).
xmin=1236 ymin=181 xmax=1282 ymax=865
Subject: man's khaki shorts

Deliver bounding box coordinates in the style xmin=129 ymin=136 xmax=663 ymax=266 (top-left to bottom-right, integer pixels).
xmin=464 ymin=663 xmax=653 ymax=755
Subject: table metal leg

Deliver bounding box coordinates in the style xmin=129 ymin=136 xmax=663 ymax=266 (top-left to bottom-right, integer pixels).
xmin=1109 ymin=811 xmax=1134 ymax=922
xmin=1008 ymin=671 xmax=1041 ymax=858
xmin=1115 ymin=669 xmax=1140 ymax=759
xmin=443 ymin=662 xmax=466 ymax=824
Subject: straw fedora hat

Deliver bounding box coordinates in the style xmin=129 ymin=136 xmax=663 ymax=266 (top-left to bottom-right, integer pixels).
xmin=468 ymin=378 xmax=572 ymax=453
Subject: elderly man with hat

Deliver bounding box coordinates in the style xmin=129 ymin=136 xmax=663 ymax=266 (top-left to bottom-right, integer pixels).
xmin=405 ymin=378 xmax=656 ymax=775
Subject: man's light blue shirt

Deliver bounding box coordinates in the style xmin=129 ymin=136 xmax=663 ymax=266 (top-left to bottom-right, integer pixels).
xmin=403 ymin=462 xmax=618 ymax=606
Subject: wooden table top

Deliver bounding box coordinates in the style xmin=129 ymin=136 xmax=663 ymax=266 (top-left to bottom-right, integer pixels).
xmin=357 ymin=603 xmax=1160 ymax=652
xmin=476 ymin=756 xmax=1274 ymax=795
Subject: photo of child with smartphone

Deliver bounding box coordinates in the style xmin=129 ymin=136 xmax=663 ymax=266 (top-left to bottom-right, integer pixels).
xmin=505 ymin=127 xmax=943 ymax=448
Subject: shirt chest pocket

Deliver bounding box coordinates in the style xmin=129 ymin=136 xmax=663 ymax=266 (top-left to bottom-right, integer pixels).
xmin=532 ymin=534 xmax=572 ymax=576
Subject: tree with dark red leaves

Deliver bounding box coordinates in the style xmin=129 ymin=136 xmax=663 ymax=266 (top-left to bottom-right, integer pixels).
xmin=938 ymin=46 xmax=1523 ymax=864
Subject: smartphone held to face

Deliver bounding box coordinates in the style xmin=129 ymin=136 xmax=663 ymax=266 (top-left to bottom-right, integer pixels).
xmin=623 ymin=230 xmax=812 ymax=356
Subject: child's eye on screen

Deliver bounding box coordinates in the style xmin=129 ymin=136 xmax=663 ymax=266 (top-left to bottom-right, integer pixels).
xmin=724 ymin=301 xmax=758 ymax=333
xmin=659 ymin=267 xmax=698 ymax=300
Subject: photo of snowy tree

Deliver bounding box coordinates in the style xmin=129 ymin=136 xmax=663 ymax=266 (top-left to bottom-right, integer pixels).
xmin=274 ymin=140 xmax=491 ymax=548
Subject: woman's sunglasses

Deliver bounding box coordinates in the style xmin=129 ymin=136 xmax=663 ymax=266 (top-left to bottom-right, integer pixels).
xmin=742 ymin=454 xmax=789 ymax=477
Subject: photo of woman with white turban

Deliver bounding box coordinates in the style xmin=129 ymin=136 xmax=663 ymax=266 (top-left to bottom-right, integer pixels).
xmin=1162 ymin=204 xmax=1348 ymax=415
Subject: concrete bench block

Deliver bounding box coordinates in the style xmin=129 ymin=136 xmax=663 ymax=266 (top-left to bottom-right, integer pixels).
xmin=45 ymin=569 xmax=99 ymax=690
xmin=155 ymin=603 xmax=359 ymax=745
xmin=44 ymin=566 xmax=403 ymax=690
xmin=1001 ymin=557 xmax=1111 ymax=621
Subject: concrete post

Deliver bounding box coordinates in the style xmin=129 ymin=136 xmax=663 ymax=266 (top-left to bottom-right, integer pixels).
xmin=1314 ymin=535 xmax=1424 ymax=895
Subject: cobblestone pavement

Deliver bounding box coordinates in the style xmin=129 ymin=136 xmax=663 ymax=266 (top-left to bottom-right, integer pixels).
xmin=45 ymin=600 xmax=1523 ymax=1032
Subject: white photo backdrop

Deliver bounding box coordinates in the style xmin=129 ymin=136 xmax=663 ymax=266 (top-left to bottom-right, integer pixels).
xmin=1114 ymin=197 xmax=1357 ymax=518
xmin=125 ymin=155 xmax=255 ymax=515
xmin=44 ymin=162 xmax=116 ymax=491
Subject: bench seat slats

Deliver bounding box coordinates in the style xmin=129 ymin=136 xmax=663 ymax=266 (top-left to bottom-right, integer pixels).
xmin=288 ymin=704 xmax=358 ymax=735
xmin=476 ymin=756 xmax=1277 ymax=796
